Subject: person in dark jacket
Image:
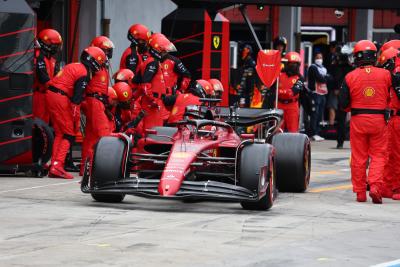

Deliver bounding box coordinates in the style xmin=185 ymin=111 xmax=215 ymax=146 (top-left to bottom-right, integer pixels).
xmin=307 ymin=52 xmax=330 ymax=141
xmin=333 ymin=53 xmax=354 ymax=148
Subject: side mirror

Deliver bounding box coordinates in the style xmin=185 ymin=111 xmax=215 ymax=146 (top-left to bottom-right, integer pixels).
xmin=240 ymin=133 xmax=255 ymax=140
xmin=145 ymin=129 xmax=157 ymax=135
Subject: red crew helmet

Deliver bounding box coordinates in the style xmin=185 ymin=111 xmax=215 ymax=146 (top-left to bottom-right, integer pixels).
xmin=378 ymin=47 xmax=399 ymax=71
xmin=37 ymin=29 xmax=62 ymax=54
xmin=90 ymin=36 xmax=114 ymax=59
xmin=113 ymin=82 xmax=132 ymax=102
xmin=284 ymin=51 xmax=302 ymax=63
xmin=127 ymin=24 xmax=151 ymax=45
xmin=80 ymin=47 xmax=107 ymax=72
xmin=380 ymin=40 xmax=400 ymax=53
xmin=113 ymin=68 xmax=135 ymax=84
xmin=208 ymin=79 xmax=224 ymax=98
xmin=197 ymin=79 xmax=214 ymax=97
xmin=353 ymin=40 xmax=377 ymax=66
xmin=148 ymin=33 xmax=176 ymax=60
xmin=107 ymin=86 xmax=118 ymax=105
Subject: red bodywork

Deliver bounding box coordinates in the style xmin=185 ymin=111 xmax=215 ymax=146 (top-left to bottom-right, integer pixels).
xmin=133 ymin=122 xmax=241 ymax=197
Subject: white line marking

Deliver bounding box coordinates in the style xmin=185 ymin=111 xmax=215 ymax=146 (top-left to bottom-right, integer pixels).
xmin=0 ymin=180 xmax=79 ymax=194
xmin=371 ymin=259 xmax=400 ymax=267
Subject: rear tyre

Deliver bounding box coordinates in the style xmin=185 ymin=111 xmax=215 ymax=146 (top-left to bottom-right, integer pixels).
xmin=272 ymin=133 xmax=311 ymax=192
xmin=239 ymin=143 xmax=276 ymax=210
xmin=91 ymin=136 xmax=126 ymax=203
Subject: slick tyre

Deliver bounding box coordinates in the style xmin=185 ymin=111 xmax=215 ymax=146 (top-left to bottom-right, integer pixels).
xmin=32 ymin=118 xmax=54 ymax=165
xmin=239 ymin=143 xmax=276 ymax=210
xmin=91 ymin=136 xmax=126 ymax=203
xmin=272 ymin=133 xmax=311 ymax=192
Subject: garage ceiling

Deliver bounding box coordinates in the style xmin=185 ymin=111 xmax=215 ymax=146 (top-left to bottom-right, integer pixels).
xmin=171 ymin=0 xmax=400 ymax=9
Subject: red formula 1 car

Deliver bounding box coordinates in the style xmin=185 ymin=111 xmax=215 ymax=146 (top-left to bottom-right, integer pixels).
xmin=81 ymin=105 xmax=310 ymax=210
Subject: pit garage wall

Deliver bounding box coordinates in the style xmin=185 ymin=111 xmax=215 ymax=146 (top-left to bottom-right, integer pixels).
xmin=78 ymin=0 xmax=177 ymax=68
xmin=0 ymin=0 xmax=35 ymax=164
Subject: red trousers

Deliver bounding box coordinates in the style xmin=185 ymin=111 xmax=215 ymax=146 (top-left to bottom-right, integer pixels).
xmin=141 ymin=98 xmax=166 ymax=130
xmin=81 ymin=98 xmax=111 ymax=167
xmin=383 ymin=116 xmax=400 ymax=191
xmin=278 ymin=102 xmax=299 ymax=133
xmin=46 ymin=91 xmax=75 ymax=167
xmin=33 ymin=91 xmax=50 ymax=123
xmin=350 ymin=115 xmax=388 ymax=192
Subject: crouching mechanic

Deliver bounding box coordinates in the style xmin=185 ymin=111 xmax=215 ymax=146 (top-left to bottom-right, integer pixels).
xmin=113 ymin=82 xmax=134 ymax=132
xmin=165 ymin=79 xmax=214 ymax=125
xmin=80 ymin=36 xmax=114 ymax=175
xmin=139 ymin=33 xmax=176 ymax=129
xmin=339 ymin=40 xmax=392 ymax=204
xmin=47 ymin=47 xmax=106 ymax=179
xmin=33 ymin=29 xmax=62 ymax=123
xmin=379 ymin=45 xmax=400 ymax=200
xmin=276 ymin=52 xmax=305 ymax=132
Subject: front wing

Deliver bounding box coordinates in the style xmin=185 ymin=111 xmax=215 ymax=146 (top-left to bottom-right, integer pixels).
xmin=81 ymin=175 xmax=263 ymax=202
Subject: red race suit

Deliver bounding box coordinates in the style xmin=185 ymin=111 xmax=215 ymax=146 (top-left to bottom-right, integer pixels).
xmin=33 ymin=50 xmax=59 ymax=123
xmin=46 ymin=63 xmax=89 ymax=174
xmin=339 ymin=66 xmax=392 ymax=194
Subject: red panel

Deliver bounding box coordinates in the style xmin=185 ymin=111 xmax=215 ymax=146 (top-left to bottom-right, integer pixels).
xmin=349 ymin=9 xmax=356 ymax=42
xmin=0 ymin=114 xmax=33 ymax=125
xmin=301 ymin=7 xmax=349 ymax=26
xmin=0 ymin=49 xmax=34 ymax=60
xmin=68 ymin=0 xmax=80 ymax=63
xmin=0 ymin=136 xmax=32 ymax=147
xmin=221 ymin=13 xmax=230 ymax=107
xmin=4 ymin=150 xmax=32 ymax=165
xmin=271 ymin=6 xmax=280 ymax=39
xmin=374 ymin=10 xmax=400 ymax=28
xmin=202 ymin=11 xmax=212 ymax=79
xmin=221 ymin=5 xmax=270 ymax=24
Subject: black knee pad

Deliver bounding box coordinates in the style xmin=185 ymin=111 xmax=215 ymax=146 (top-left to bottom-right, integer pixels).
xmin=63 ymin=134 xmax=75 ymax=144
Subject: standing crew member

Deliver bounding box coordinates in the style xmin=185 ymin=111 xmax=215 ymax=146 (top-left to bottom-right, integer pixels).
xmin=160 ymin=50 xmax=191 ymax=95
xmin=33 ymin=29 xmax=62 ymax=123
xmin=47 ymin=47 xmax=106 ymax=179
xmin=273 ymin=36 xmax=288 ymax=57
xmin=120 ymin=24 xmax=151 ymax=75
xmin=276 ymin=52 xmax=305 ymax=133
xmin=339 ymin=40 xmax=392 ymax=204
xmin=379 ymin=46 xmax=400 ymax=200
xmin=237 ymin=45 xmax=256 ymax=107
xmin=80 ymin=36 xmax=114 ymax=175
xmin=139 ymin=33 xmax=176 ymax=129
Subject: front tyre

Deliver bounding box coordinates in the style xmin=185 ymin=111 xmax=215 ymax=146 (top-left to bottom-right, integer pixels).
xmin=239 ymin=143 xmax=276 ymax=210
xmin=90 ymin=136 xmax=127 ymax=203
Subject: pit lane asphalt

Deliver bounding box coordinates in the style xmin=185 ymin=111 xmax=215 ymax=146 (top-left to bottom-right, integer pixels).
xmin=1 ymin=140 xmax=399 ymax=267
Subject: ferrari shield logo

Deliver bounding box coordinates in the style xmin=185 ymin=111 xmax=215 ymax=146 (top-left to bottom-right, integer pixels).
xmin=213 ymin=35 xmax=220 ymax=49
xmin=365 ymin=68 xmax=371 ymax=73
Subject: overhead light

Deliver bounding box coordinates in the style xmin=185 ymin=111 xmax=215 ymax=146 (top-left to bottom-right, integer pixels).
xmin=257 ymin=5 xmax=264 ymax=11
